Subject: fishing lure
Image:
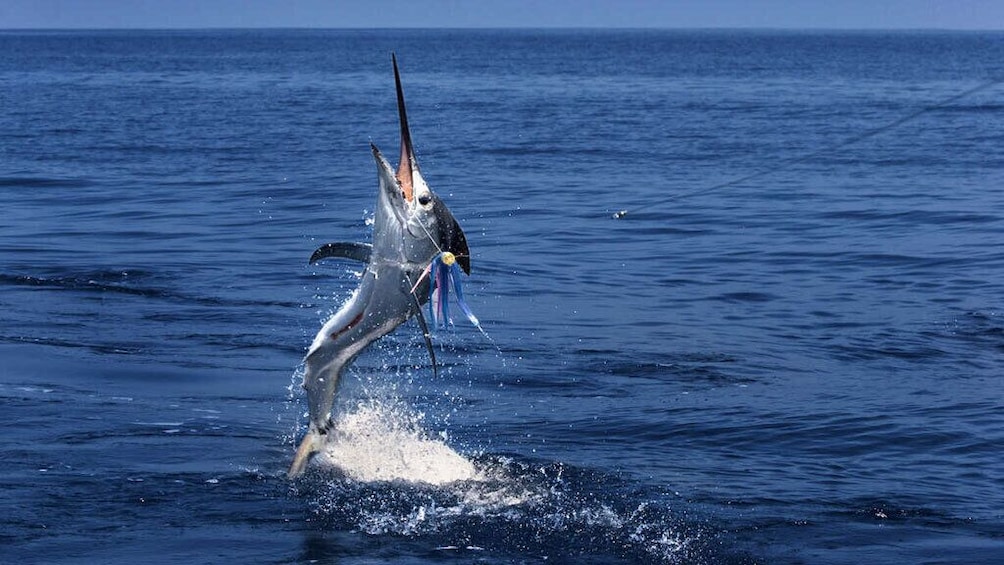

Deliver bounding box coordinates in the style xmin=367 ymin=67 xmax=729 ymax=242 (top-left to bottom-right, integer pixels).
xmin=413 ymin=251 xmax=479 ymax=330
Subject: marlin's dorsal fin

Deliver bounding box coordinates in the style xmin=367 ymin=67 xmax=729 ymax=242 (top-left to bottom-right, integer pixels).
xmin=309 ymin=242 xmax=373 ymax=265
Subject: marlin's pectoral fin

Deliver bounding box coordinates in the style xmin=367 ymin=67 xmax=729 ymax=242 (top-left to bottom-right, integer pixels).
xmin=309 ymin=242 xmax=373 ymax=265
xmin=411 ymin=294 xmax=438 ymax=379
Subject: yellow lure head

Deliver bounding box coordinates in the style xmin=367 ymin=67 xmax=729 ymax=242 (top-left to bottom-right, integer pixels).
xmin=440 ymin=252 xmax=456 ymax=266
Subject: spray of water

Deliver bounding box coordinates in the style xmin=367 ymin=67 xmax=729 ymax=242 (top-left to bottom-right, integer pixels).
xmin=316 ymin=399 xmax=479 ymax=485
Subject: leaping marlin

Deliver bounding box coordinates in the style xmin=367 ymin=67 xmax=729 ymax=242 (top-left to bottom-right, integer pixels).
xmin=288 ymin=55 xmax=470 ymax=478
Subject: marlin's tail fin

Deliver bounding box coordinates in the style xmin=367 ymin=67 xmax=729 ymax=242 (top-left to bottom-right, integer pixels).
xmin=288 ymin=427 xmax=325 ymax=479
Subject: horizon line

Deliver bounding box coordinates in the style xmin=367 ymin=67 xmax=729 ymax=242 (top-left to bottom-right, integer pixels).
xmin=2 ymin=25 xmax=1002 ymax=32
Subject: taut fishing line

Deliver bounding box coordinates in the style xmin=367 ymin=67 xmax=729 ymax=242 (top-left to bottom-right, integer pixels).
xmin=611 ymin=78 xmax=1003 ymax=220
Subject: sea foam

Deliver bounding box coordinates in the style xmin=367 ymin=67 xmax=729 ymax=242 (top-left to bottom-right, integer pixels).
xmin=316 ymin=400 xmax=479 ymax=485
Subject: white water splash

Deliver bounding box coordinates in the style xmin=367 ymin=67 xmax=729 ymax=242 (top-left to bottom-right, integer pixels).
xmin=315 ymin=400 xmax=479 ymax=485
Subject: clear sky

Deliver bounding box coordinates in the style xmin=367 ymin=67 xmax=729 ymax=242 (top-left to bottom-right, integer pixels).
xmin=1 ymin=0 xmax=1003 ymax=30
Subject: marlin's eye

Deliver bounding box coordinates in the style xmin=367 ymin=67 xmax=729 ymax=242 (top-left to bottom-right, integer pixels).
xmin=418 ymin=194 xmax=432 ymax=206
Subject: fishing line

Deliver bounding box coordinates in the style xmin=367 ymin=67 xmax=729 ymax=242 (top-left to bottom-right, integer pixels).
xmin=611 ymin=77 xmax=1003 ymax=219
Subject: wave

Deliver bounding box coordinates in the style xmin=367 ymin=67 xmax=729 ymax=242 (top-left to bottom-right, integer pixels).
xmin=0 ymin=270 xmax=303 ymax=309
xmin=0 ymin=176 xmax=94 ymax=189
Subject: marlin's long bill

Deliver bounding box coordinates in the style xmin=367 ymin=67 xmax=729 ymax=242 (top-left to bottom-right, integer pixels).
xmin=288 ymin=54 xmax=471 ymax=478
xmin=394 ymin=53 xmax=415 ymax=202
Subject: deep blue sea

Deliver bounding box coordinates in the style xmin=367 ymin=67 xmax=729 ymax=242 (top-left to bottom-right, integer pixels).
xmin=2 ymin=29 xmax=1003 ymax=564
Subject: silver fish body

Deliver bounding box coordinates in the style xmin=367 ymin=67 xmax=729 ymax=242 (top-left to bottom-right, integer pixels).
xmin=289 ymin=55 xmax=470 ymax=478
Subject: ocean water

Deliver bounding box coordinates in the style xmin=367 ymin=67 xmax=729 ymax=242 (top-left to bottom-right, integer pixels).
xmin=2 ymin=29 xmax=1003 ymax=564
